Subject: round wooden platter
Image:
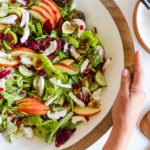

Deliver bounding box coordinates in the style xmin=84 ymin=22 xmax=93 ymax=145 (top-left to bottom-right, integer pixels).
xmin=64 ymin=0 xmax=135 ymax=150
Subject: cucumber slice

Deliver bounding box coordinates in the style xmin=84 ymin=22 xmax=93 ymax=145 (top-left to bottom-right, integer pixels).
xmin=95 ymin=71 xmax=107 ymax=87
xmin=90 ymin=82 xmax=99 ymax=92
xmin=18 ymin=66 xmax=33 ymax=78
xmin=2 ymin=26 xmax=10 ymax=35
xmin=0 ymin=3 xmax=9 ymax=18
xmin=2 ymin=40 xmax=12 ymax=51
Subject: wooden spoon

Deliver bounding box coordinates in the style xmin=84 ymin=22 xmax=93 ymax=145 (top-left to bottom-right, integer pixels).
xmin=140 ymin=111 xmax=150 ymax=139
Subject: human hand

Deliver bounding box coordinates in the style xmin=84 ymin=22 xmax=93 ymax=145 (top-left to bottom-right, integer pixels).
xmin=112 ymin=50 xmax=146 ymax=131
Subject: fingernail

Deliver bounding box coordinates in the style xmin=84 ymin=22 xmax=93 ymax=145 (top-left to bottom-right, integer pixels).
xmin=138 ymin=50 xmax=142 ymax=56
xmin=122 ymin=69 xmax=128 ymax=77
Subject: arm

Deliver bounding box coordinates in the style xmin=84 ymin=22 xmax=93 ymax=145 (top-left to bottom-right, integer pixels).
xmin=103 ymin=51 xmax=146 ymax=150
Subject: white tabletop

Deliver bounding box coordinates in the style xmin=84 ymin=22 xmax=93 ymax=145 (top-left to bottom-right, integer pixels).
xmin=87 ymin=0 xmax=150 ymax=150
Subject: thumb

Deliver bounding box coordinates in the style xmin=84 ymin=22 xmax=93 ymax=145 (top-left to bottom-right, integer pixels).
xmin=119 ymin=69 xmax=131 ymax=97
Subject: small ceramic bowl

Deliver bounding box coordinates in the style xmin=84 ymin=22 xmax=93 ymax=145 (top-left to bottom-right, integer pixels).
xmin=133 ymin=0 xmax=150 ymax=53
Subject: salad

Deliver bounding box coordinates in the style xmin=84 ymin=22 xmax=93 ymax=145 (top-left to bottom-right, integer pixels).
xmin=0 ymin=0 xmax=111 ymax=147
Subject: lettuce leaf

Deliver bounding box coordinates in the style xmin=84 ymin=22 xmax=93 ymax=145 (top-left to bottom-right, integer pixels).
xmin=68 ymin=37 xmax=79 ymax=48
xmin=37 ymin=54 xmax=64 ymax=79
xmin=80 ymin=30 xmax=99 ymax=48
xmin=45 ymin=112 xmax=73 ymax=143
xmin=64 ymin=93 xmax=74 ymax=111
xmin=1 ymin=90 xmax=26 ymax=107
xmin=23 ymin=115 xmax=43 ymax=127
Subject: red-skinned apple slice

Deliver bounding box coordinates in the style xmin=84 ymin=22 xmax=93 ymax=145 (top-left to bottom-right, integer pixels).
xmin=44 ymin=0 xmax=61 ymax=21
xmin=0 ymin=57 xmax=19 ymax=67
xmin=31 ymin=5 xmax=56 ymax=28
xmin=17 ymin=97 xmax=50 ymax=115
xmin=74 ymin=106 xmax=101 ymax=116
xmin=29 ymin=9 xmax=48 ymax=24
xmin=38 ymin=1 xmax=57 ymax=24
xmin=54 ymin=63 xmax=75 ymax=74
xmin=11 ymin=47 xmax=37 ymax=57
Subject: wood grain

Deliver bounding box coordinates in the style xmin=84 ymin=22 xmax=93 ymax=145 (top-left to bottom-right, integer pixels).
xmin=64 ymin=0 xmax=135 ymax=149
xmin=133 ymin=0 xmax=150 ymax=53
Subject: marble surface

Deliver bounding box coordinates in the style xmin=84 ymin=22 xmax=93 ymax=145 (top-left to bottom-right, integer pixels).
xmin=87 ymin=0 xmax=150 ymax=150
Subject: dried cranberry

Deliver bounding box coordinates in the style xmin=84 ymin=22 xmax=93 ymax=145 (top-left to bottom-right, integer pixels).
xmin=93 ymin=27 xmax=97 ymax=34
xmin=73 ymin=13 xmax=77 ymax=18
xmin=99 ymin=58 xmax=106 ymax=73
xmin=16 ymin=18 xmax=21 ymax=22
xmin=18 ymin=56 xmax=21 ymax=61
xmin=11 ymin=118 xmax=15 ymax=123
xmin=80 ymin=25 xmax=84 ymax=30
xmin=3 ymin=34 xmax=7 ymax=40
xmin=84 ymin=116 xmax=89 ymax=121
xmin=55 ymin=128 xmax=75 ymax=147
xmin=49 ymin=55 xmax=55 ymax=60
xmin=87 ymin=74 xmax=93 ymax=78
xmin=19 ymin=91 xmax=25 ymax=95
xmin=11 ymin=0 xmax=15 ymax=3
xmin=84 ymin=69 xmax=93 ymax=75
xmin=0 ymin=88 xmax=4 ymax=91
xmin=0 ymin=95 xmax=3 ymax=99
xmin=72 ymin=83 xmax=79 ymax=89
xmin=11 ymin=43 xmax=14 ymax=48
xmin=8 ymin=25 xmax=12 ymax=28
xmin=8 ymin=113 xmax=13 ymax=116
xmin=15 ymin=44 xmax=20 ymax=48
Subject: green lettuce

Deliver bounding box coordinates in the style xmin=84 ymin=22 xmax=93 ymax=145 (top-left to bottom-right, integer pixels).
xmin=1 ymin=90 xmax=26 ymax=107
xmin=68 ymin=37 xmax=80 ymax=48
xmin=86 ymin=48 xmax=103 ymax=68
xmin=80 ymin=30 xmax=99 ymax=48
xmin=23 ymin=115 xmax=43 ymax=127
xmin=37 ymin=54 xmax=64 ymax=79
xmin=46 ymin=112 xmax=73 ymax=143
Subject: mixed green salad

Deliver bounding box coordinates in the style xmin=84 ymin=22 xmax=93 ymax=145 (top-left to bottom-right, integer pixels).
xmin=0 ymin=0 xmax=111 ymax=147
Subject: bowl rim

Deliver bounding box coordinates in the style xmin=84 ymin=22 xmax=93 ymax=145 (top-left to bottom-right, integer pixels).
xmin=65 ymin=0 xmax=135 ymax=149
xmin=133 ymin=0 xmax=150 ymax=53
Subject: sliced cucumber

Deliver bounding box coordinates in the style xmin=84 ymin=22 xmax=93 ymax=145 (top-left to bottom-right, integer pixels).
xmin=18 ymin=66 xmax=33 ymax=78
xmin=95 ymin=71 xmax=107 ymax=87
xmin=90 ymin=82 xmax=99 ymax=92
xmin=0 ymin=2 xmax=9 ymax=18
xmin=2 ymin=26 xmax=10 ymax=35
xmin=2 ymin=40 xmax=12 ymax=51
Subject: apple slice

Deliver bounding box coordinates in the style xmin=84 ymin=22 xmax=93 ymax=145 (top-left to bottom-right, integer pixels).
xmin=11 ymin=47 xmax=36 ymax=57
xmin=54 ymin=63 xmax=75 ymax=74
xmin=59 ymin=59 xmax=75 ymax=66
xmin=38 ymin=1 xmax=57 ymax=23
xmin=29 ymin=9 xmax=48 ymax=24
xmin=74 ymin=106 xmax=101 ymax=116
xmin=44 ymin=0 xmax=61 ymax=21
xmin=31 ymin=5 xmax=56 ymax=28
xmin=0 ymin=57 xmax=19 ymax=67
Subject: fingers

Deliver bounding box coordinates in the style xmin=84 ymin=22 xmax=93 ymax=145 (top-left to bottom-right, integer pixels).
xmin=119 ymin=69 xmax=131 ymax=97
xmin=132 ymin=50 xmax=144 ymax=91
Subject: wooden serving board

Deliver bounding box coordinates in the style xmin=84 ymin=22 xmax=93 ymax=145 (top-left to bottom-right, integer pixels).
xmin=64 ymin=0 xmax=135 ymax=149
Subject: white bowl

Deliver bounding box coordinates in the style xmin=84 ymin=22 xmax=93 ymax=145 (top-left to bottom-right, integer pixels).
xmin=0 ymin=0 xmax=125 ymax=149
xmin=133 ymin=0 xmax=150 ymax=53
